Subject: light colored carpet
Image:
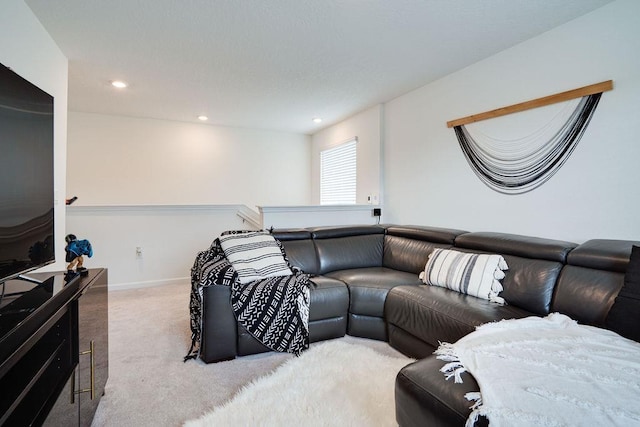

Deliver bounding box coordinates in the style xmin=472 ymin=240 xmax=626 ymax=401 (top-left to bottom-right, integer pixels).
xmin=184 ymin=340 xmax=413 ymax=427
xmin=91 ymin=282 xmax=410 ymax=427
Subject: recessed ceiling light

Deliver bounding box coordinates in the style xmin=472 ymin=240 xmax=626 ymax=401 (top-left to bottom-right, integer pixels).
xmin=312 ymin=117 xmax=322 ymax=123
xmin=111 ymin=80 xmax=127 ymax=89
xmin=198 ymin=115 xmax=209 ymax=121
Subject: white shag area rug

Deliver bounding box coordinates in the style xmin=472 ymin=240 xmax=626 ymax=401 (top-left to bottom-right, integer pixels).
xmin=184 ymin=340 xmax=413 ymax=427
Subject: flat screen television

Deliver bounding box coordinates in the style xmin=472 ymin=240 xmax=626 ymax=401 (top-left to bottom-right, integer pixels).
xmin=0 ymin=63 xmax=55 ymax=284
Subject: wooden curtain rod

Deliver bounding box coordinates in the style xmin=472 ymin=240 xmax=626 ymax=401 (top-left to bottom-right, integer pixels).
xmin=446 ymin=80 xmax=613 ymax=128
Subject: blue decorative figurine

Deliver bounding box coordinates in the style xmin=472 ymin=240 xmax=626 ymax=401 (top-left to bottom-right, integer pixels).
xmin=65 ymin=234 xmax=93 ymax=276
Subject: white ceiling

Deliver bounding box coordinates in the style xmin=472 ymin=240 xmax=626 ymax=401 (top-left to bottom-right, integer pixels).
xmin=25 ymin=0 xmax=612 ymax=135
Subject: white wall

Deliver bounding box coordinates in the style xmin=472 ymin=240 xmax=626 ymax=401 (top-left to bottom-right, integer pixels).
xmin=311 ymin=105 xmax=383 ymax=205
xmin=259 ymin=205 xmax=379 ymax=229
xmin=60 ymin=0 xmax=640 ymax=286
xmin=67 ymin=112 xmax=311 ymax=208
xmin=66 ymin=112 xmax=311 ymax=286
xmin=67 ymin=205 xmax=252 ymax=288
xmin=1 ymin=0 xmax=69 ymax=272
xmin=382 ymin=0 xmax=640 ymax=243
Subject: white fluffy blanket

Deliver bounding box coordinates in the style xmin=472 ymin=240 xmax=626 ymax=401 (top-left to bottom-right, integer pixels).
xmin=184 ymin=340 xmax=412 ymax=427
xmin=436 ymin=313 xmax=640 ymax=427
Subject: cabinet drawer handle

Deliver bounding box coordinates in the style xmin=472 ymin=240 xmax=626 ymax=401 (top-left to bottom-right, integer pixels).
xmin=71 ymin=369 xmax=76 ymax=404
xmin=77 ymin=340 xmax=96 ymax=399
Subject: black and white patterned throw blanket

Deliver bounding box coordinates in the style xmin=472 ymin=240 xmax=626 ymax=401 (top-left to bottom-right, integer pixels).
xmin=185 ymin=231 xmax=311 ymax=361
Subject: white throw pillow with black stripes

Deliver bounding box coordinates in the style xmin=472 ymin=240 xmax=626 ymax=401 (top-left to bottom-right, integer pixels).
xmin=219 ymin=231 xmax=293 ymax=284
xmin=419 ymin=248 xmax=508 ymax=304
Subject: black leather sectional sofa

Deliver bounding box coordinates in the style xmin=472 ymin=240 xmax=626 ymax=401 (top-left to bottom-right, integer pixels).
xmin=198 ymin=224 xmax=638 ymax=426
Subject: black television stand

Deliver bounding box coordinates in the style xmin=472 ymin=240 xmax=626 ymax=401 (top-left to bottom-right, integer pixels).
xmin=1 ymin=272 xmax=78 ymax=298
xmin=0 ymin=268 xmax=108 ymax=426
xmin=17 ymin=273 xmax=50 ymax=285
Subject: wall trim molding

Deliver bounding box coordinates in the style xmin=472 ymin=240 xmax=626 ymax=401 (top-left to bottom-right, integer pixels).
xmin=258 ymin=204 xmax=378 ymax=213
xmin=108 ymin=276 xmax=189 ymax=291
xmin=67 ymin=204 xmax=252 ymax=214
xmin=258 ymin=204 xmax=383 ymax=228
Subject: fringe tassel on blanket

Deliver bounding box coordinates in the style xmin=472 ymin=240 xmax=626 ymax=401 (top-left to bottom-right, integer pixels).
xmin=435 ymin=342 xmax=468 ymax=383
xmin=464 ymin=392 xmax=483 ymax=427
xmin=436 ymin=342 xmax=485 ymax=426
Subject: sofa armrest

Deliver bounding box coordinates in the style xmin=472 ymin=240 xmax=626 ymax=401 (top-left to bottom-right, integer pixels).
xmin=396 ymin=356 xmax=488 ymax=427
xmin=200 ymin=285 xmax=238 ymax=363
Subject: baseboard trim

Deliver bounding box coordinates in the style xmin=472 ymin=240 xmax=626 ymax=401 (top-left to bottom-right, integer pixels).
xmin=109 ymin=277 xmax=189 ymax=291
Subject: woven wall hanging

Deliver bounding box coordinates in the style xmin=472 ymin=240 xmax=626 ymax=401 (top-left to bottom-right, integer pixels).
xmin=447 ymin=80 xmax=613 ymax=194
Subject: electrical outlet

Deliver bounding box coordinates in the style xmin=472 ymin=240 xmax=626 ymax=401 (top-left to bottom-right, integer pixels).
xmin=136 ymin=247 xmax=143 ymax=258
xmin=373 ymin=208 xmax=382 ymax=217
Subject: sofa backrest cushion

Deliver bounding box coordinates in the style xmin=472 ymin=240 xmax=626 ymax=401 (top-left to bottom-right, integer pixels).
xmin=383 ymin=236 xmax=451 ymax=275
xmin=311 ymin=226 xmax=385 ymax=274
xmin=552 ymin=239 xmax=638 ymax=327
xmin=383 ymin=226 xmax=467 ymax=274
xmin=454 ymin=232 xmax=577 ymax=315
xmin=552 ymin=266 xmax=623 ymax=326
xmin=566 ymin=239 xmax=636 ymax=273
xmin=271 ymin=229 xmax=319 ymax=275
xmin=455 ymin=232 xmax=576 ymax=263
xmin=497 ymin=255 xmax=563 ymax=315
xmin=385 ymin=225 xmax=467 ymax=244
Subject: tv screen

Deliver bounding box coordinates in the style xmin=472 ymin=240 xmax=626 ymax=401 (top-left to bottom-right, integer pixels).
xmin=0 ymin=64 xmax=55 ymax=283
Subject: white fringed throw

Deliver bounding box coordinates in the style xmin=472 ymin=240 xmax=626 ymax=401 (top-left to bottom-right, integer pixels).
xmin=436 ymin=313 xmax=640 ymax=427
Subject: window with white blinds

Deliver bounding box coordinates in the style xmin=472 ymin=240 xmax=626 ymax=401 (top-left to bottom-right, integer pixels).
xmin=320 ymin=138 xmax=357 ymax=205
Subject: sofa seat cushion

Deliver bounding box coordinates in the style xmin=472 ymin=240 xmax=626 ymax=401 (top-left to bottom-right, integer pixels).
xmin=326 ymin=267 xmax=422 ymax=317
xmin=396 ymin=355 xmax=487 ymax=427
xmin=385 ymin=285 xmax=531 ymax=350
xmin=308 ymin=276 xmax=349 ymax=321
xmin=237 ymin=276 xmax=348 ymax=356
